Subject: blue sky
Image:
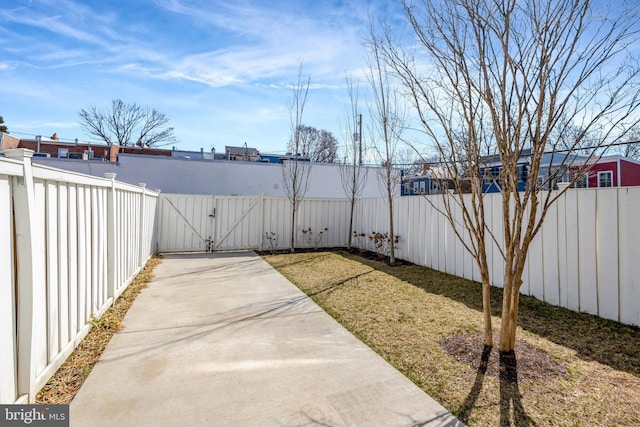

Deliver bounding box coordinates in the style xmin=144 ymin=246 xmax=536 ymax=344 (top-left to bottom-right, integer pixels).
xmin=1 ymin=0 xmax=402 ymax=154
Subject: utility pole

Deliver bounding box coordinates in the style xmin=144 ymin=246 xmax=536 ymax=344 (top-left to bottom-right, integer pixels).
xmin=358 ymin=113 xmax=363 ymax=165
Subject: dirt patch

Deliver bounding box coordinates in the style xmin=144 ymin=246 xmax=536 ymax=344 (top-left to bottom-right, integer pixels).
xmin=344 ymin=247 xmax=414 ymax=265
xmin=441 ymin=332 xmax=568 ymax=382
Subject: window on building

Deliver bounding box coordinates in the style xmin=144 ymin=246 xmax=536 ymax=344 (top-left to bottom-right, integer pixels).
xmin=598 ymin=171 xmax=613 ymax=188
xmin=483 ymin=167 xmax=501 ymax=186
xmin=403 ymin=182 xmax=411 ymax=195
xmin=482 ymin=170 xmax=492 ymax=186
xmin=575 ymin=173 xmax=588 ymax=188
xmin=517 ymin=164 xmax=528 ymax=182
xmin=412 ymin=181 xmax=419 ymax=194
xmin=419 ymin=180 xmax=426 ymax=194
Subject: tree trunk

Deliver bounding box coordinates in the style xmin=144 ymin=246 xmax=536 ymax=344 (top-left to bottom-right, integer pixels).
xmin=474 ymin=233 xmax=494 ymax=347
xmin=481 ymin=276 xmax=494 ymax=347
xmin=348 ymin=198 xmax=355 ymax=248
xmin=499 ymin=257 xmax=526 ymax=352
xmin=290 ymin=202 xmax=296 ymax=253
xmin=387 ymin=180 xmax=395 ymax=265
xmin=478 ymin=248 xmax=493 ymax=347
xmin=499 ymin=282 xmax=513 ymax=352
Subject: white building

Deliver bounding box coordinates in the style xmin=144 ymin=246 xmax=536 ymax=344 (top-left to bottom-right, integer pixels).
xmin=31 ymin=153 xmax=399 ymax=198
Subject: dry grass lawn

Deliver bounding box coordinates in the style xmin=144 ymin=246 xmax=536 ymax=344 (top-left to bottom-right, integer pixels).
xmin=36 ymin=255 xmax=162 ymax=404
xmin=264 ymin=251 xmax=640 ymax=427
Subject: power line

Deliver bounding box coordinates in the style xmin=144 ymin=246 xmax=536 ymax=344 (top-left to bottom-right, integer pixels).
xmin=392 ymin=139 xmax=640 ymax=168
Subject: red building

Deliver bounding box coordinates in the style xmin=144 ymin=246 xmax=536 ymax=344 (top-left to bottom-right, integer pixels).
xmin=572 ymin=156 xmax=640 ymax=188
xmin=1 ymin=133 xmax=173 ymax=161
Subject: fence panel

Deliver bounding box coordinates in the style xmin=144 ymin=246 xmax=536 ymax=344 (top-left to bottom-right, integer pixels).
xmin=157 ymin=194 xmax=214 ymax=252
xmin=596 ymin=189 xmax=619 ymax=321
xmin=354 ymin=189 xmax=639 ymax=327
xmin=555 ymin=193 xmax=569 ymax=309
xmin=213 ymin=196 xmax=262 ymax=250
xmin=31 ymin=180 xmax=48 ymax=389
xmin=45 ymin=182 xmax=60 ymax=365
xmin=618 ymin=187 xmax=640 ymax=326
xmin=261 ymin=197 xmax=291 ymax=250
xmin=563 ymin=190 xmax=581 ymax=311
xmin=0 ymin=150 xmax=158 ymax=404
xmin=0 ymin=174 xmax=17 ymax=404
xmin=297 ymin=199 xmax=350 ymax=249
xmin=577 ymin=190 xmax=598 ymax=315
xmin=157 ymin=195 xmax=351 ymax=252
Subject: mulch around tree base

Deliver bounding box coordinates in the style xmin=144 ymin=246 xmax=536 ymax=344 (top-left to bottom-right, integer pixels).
xmin=441 ymin=332 xmax=568 ymax=382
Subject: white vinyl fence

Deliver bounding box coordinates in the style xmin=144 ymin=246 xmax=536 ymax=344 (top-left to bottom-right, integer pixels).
xmin=353 ymin=190 xmax=640 ymax=327
xmin=156 ymin=191 xmax=639 ymax=328
xmin=157 ymin=194 xmax=350 ymax=252
xmin=3 ymin=157 xmax=639 ymax=405
xmin=0 ymin=150 xmax=158 ymax=404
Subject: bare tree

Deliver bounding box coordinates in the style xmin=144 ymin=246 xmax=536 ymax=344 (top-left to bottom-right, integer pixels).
xmin=282 ymin=64 xmax=312 ymax=252
xmin=137 ymin=108 xmax=178 ymax=147
xmin=616 ymin=132 xmax=640 ymax=159
xmin=382 ymin=0 xmax=640 ymax=351
xmin=315 ymin=129 xmax=339 ymax=162
xmin=365 ymin=21 xmax=408 ymax=265
xmin=78 ymin=99 xmax=177 ymax=147
xmin=0 ymin=115 xmax=7 ymax=133
xmin=339 ymin=75 xmax=368 ymax=247
xmin=294 ymin=125 xmax=339 ymax=162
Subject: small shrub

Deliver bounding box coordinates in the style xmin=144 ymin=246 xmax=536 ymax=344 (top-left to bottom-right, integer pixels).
xmin=352 ymin=231 xmax=368 ymax=253
xmin=300 ymin=226 xmax=329 ymax=250
xmin=368 ymin=231 xmax=399 ymax=259
xmin=262 ymin=231 xmax=278 ymax=254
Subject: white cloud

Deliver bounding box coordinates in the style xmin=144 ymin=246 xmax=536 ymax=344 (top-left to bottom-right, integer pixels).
xmin=2 ymin=12 xmax=108 ymax=48
xmin=0 ymin=0 xmax=401 ymax=151
xmin=2 ymin=0 xmax=372 ymax=90
xmin=150 ymin=0 xmax=368 ymax=87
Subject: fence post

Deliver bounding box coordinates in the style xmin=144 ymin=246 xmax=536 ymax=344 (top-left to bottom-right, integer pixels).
xmin=138 ymin=183 xmax=146 ymax=268
xmin=5 ymin=149 xmax=38 ymax=403
xmin=259 ymin=193 xmax=264 ymax=251
xmin=104 ymin=173 xmax=117 ymax=298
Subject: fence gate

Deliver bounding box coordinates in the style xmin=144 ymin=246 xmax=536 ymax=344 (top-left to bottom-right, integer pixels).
xmin=157 ymin=194 xmax=264 ymax=252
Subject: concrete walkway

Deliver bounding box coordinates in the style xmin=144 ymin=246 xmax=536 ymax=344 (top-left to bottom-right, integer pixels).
xmin=71 ymin=252 xmax=463 ymax=427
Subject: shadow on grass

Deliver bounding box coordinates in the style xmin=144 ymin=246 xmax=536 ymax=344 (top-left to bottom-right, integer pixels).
xmin=457 ymin=345 xmax=491 ymax=424
xmin=498 ymin=351 xmax=533 ymax=427
xmin=306 ymin=270 xmax=375 ymax=298
xmin=338 ymin=251 xmax=640 ymax=378
xmin=457 ymin=347 xmax=534 ymax=426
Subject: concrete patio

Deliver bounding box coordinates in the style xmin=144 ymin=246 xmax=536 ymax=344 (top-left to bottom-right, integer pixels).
xmin=70 ymin=251 xmax=463 ymax=426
